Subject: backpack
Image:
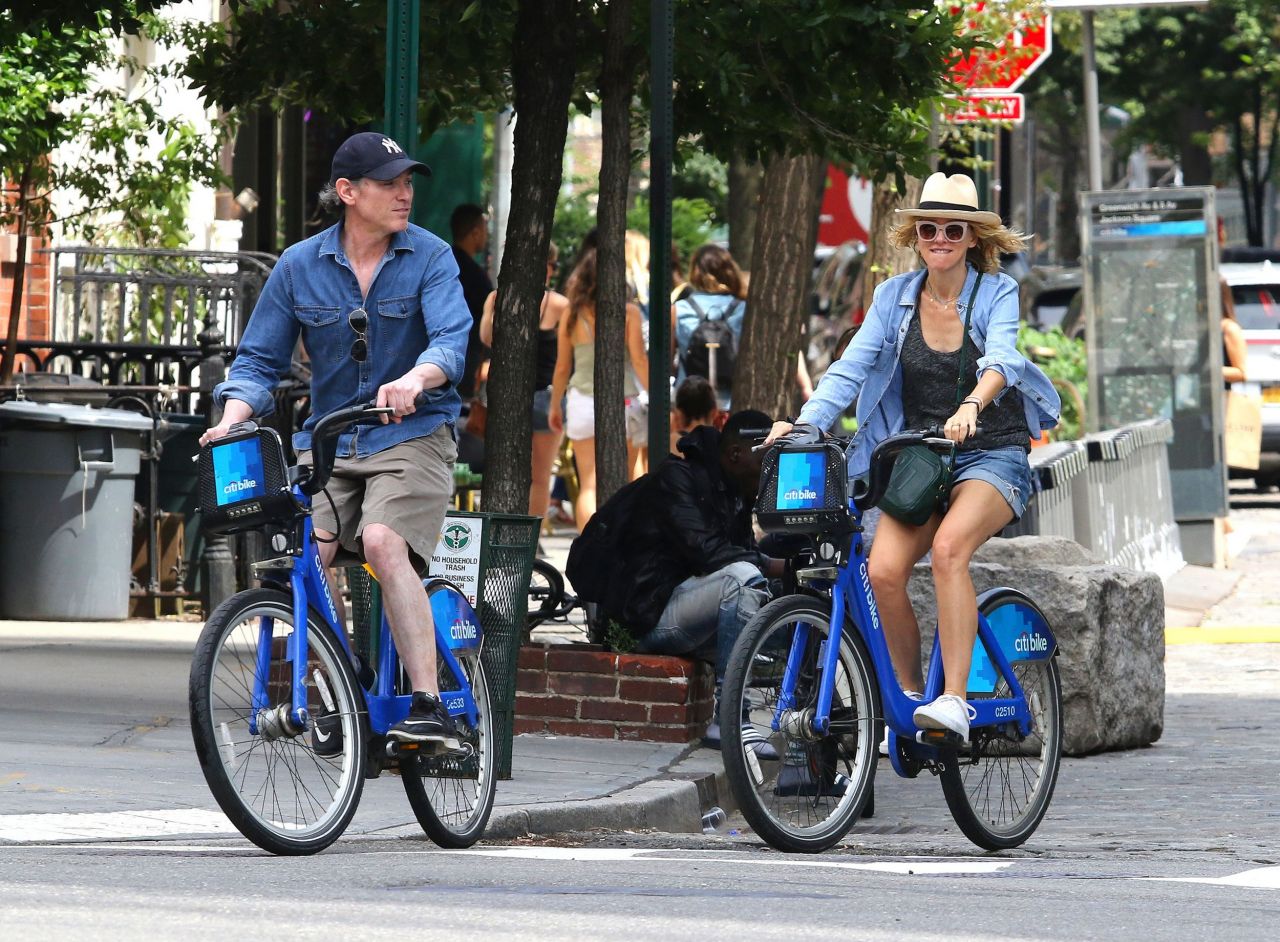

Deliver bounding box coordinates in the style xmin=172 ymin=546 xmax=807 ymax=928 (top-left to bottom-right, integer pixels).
xmin=565 ymin=473 xmax=653 ymax=609
xmin=680 ymin=297 xmax=741 ymax=391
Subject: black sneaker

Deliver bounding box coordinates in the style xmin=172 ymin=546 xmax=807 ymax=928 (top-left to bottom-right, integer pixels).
xmin=311 ymin=711 xmax=343 ymax=757
xmin=389 ymin=692 xmax=462 ymax=752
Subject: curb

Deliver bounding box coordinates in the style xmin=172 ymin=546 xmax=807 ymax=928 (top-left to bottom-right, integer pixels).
xmin=483 ymin=776 xmax=708 ymax=839
xmin=478 ymin=747 xmax=734 ymax=840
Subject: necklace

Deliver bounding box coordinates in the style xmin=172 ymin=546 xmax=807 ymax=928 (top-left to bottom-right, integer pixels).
xmin=925 ymin=280 xmax=961 ymax=308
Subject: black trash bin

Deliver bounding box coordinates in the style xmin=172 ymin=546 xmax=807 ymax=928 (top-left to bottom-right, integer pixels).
xmin=0 ymin=400 xmax=152 ymax=620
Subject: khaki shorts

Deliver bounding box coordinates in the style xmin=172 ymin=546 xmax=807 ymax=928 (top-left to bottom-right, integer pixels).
xmin=299 ymin=425 xmax=456 ymax=574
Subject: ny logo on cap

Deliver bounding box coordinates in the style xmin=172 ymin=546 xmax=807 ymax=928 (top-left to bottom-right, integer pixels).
xmin=380 ymin=137 xmax=402 ymax=154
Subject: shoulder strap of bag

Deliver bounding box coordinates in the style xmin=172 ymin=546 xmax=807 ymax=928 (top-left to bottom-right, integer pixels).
xmin=953 ymin=272 xmax=983 ymax=408
xmin=685 ymin=295 xmax=708 ymax=320
xmin=944 ymin=272 xmax=983 ymax=473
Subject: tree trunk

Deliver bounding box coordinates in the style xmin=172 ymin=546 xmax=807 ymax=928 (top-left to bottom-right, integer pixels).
xmin=1057 ymin=142 xmax=1081 ymax=264
xmin=485 ymin=0 xmax=580 ymax=515
xmin=727 ymin=155 xmax=764 ymax=272
xmin=734 ymin=152 xmax=825 ymax=419
xmin=593 ymin=0 xmax=636 ymax=508
xmin=1177 ymin=105 xmax=1213 ymax=187
xmin=857 ymin=175 xmax=923 ymax=315
xmin=0 ymin=163 xmax=33 ymax=384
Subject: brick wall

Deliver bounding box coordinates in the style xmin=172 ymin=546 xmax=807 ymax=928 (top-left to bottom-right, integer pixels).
xmin=515 ymin=644 xmax=715 ymax=743
xmin=0 ymin=229 xmax=53 ymax=344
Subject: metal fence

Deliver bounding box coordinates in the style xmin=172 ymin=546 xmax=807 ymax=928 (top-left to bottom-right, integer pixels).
xmin=1006 ymin=418 xmax=1183 ymax=578
xmin=3 ymin=246 xmax=286 ymax=612
xmin=10 ymin=247 xmax=275 ymax=404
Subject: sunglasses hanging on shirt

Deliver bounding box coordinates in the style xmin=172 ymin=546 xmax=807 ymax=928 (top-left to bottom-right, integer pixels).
xmin=348 ymin=306 xmax=368 ymax=362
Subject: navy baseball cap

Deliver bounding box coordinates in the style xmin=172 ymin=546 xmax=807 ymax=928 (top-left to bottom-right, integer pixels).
xmin=330 ymin=132 xmax=431 ymax=184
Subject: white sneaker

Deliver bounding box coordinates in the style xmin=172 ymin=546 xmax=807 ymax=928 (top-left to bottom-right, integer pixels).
xmin=879 ymin=690 xmax=924 ymax=757
xmin=913 ymin=694 xmax=977 ymax=741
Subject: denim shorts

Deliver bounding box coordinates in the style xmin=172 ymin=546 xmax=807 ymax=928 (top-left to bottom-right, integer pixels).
xmin=952 ymin=445 xmax=1033 ymax=520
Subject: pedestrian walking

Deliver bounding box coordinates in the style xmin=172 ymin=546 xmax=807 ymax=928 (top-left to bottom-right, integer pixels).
xmin=548 ymin=245 xmax=650 ymax=531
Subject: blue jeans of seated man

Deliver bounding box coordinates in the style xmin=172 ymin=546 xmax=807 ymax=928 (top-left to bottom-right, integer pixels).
xmin=634 ymin=560 xmax=769 ymax=681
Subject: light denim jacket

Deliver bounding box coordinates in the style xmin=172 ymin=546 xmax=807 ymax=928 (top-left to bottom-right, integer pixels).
xmin=796 ymin=264 xmax=1060 ymax=478
xmin=215 ymin=222 xmax=471 ymax=458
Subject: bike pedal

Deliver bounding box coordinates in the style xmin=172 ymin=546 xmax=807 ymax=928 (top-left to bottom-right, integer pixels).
xmin=915 ymin=728 xmax=966 ymax=748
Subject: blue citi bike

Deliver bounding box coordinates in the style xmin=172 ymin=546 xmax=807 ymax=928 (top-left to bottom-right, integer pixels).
xmin=721 ymin=427 xmax=1062 ymax=852
xmin=188 ymin=403 xmax=496 ymax=855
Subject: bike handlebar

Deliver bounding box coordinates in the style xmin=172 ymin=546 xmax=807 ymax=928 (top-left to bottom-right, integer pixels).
xmin=850 ymin=425 xmax=956 ymax=511
xmin=298 ymin=402 xmax=395 ymax=495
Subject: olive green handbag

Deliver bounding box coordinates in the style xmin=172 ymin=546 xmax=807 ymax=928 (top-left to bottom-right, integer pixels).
xmin=879 ymin=274 xmax=982 ymax=526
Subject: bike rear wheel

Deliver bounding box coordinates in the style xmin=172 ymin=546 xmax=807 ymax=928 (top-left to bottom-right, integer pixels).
xmin=939 ymin=592 xmax=1063 ymax=850
xmin=401 ymin=656 xmax=497 ymax=847
xmin=526 ymin=557 xmax=565 ymax=634
xmin=722 ymin=595 xmax=878 ymax=853
xmin=189 ymin=588 xmax=367 ymax=855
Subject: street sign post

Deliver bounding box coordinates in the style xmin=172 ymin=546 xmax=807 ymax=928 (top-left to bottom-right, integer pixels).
xmin=947 ymin=3 xmax=1052 ymax=123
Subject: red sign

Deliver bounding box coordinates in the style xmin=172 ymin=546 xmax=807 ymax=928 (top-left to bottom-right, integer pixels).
xmin=818 ymin=166 xmax=872 ymax=248
xmin=951 ymin=4 xmax=1052 ymax=93
xmin=948 ymin=93 xmax=1025 ymax=124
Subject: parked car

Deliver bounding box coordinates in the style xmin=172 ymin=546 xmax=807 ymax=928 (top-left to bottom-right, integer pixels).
xmin=1222 ymin=259 xmax=1280 ymax=489
xmin=1018 ymin=265 xmax=1084 ymax=338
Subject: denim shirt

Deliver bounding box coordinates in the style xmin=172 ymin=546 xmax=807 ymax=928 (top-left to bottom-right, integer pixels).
xmin=215 ymin=222 xmax=471 ymax=458
xmin=796 ymin=264 xmax=1060 ymax=478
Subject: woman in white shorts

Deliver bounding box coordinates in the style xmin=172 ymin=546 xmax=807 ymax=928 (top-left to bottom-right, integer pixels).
xmin=549 ymin=246 xmax=649 ymax=531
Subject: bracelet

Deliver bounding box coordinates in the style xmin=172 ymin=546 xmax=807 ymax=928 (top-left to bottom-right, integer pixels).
xmin=961 ymin=396 xmax=984 ymax=411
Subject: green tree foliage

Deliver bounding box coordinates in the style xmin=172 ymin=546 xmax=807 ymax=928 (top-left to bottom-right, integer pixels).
xmin=0 ymin=6 xmax=221 ymax=380
xmin=179 ymin=1 xmax=513 ymax=134
xmin=1019 ymin=325 xmax=1086 ymax=440
xmin=1104 ymin=1 xmax=1280 ymax=245
xmin=669 ymin=1 xmax=971 ymax=180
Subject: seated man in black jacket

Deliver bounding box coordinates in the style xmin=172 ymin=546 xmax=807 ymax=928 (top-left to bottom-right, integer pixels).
xmin=610 ymin=409 xmax=784 ymax=749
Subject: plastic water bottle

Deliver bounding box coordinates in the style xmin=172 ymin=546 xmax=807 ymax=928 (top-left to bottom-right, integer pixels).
xmin=701 ymin=806 xmax=727 ymax=834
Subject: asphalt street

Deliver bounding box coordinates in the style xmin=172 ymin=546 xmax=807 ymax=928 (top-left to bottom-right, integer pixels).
xmin=0 ymin=488 xmax=1277 ymax=939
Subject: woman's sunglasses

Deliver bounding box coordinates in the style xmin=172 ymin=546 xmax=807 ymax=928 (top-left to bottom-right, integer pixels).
xmin=349 ymin=307 xmax=368 ymax=362
xmin=915 ymin=220 xmax=970 ymax=243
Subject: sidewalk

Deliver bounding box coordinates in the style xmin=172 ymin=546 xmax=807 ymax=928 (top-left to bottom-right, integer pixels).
xmin=4 ymin=500 xmax=1278 ymax=846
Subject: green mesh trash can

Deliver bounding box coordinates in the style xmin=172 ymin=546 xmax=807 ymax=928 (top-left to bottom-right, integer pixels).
xmin=346 ymin=509 xmax=538 ymax=780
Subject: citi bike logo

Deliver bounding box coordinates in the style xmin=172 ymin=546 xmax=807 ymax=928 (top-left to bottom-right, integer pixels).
xmin=783 ymin=488 xmax=817 ymax=502
xmin=314 ymin=553 xmax=338 ymax=621
xmin=442 ymin=523 xmax=472 ymax=551
xmin=858 ymin=562 xmax=880 ymax=633
xmin=223 ymin=478 xmax=258 ymax=496
xmin=1015 ymin=631 xmax=1049 ymax=654
xmin=450 ymin=618 xmax=479 ymax=642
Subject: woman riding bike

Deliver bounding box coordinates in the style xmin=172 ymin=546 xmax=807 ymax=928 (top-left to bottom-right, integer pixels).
xmin=763 ymin=173 xmax=1060 ymax=742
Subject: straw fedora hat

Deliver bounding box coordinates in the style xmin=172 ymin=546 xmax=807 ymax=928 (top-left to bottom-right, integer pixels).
xmin=895 ymin=172 xmax=1001 ymax=227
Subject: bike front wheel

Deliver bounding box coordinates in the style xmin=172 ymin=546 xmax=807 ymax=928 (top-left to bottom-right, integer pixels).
xmin=939 ymin=591 xmax=1063 ymax=850
xmin=722 ymin=594 xmax=879 ymax=853
xmin=401 ymin=656 xmax=498 ymax=847
xmin=189 ymin=588 xmax=367 ymax=855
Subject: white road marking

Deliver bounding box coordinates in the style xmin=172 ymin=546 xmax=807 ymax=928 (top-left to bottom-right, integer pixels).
xmin=1146 ymin=866 xmax=1280 ymax=889
xmin=440 ymin=846 xmax=1016 ymax=875
xmin=0 ymin=809 xmax=237 ymax=843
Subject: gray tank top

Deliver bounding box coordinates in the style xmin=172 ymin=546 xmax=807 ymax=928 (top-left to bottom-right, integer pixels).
xmin=568 ymin=313 xmax=638 ymax=398
xmin=899 ymin=311 xmax=1029 ymax=452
